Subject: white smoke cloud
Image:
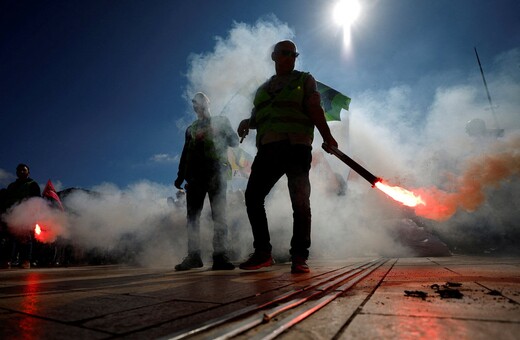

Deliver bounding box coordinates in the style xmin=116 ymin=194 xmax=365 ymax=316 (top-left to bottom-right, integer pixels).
xmin=183 ymin=17 xmax=294 ymax=138
xmin=62 ymin=181 xmax=184 ymax=265
xmin=2 ymin=197 xmax=68 ymax=243
xmin=2 ymin=181 xmax=187 ymax=267
xmin=344 ymin=48 xmax=520 ymax=254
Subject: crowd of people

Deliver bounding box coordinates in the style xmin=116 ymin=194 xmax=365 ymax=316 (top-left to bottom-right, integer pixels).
xmin=1 ymin=40 xmax=338 ymax=273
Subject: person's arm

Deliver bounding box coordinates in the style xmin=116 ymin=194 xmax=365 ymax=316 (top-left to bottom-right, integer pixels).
xmin=237 ymin=86 xmax=262 ymax=140
xmin=237 ymin=108 xmax=256 ymax=142
xmin=223 ymin=117 xmax=239 ymax=148
xmin=174 ymin=128 xmax=190 ymax=189
xmin=304 ymin=75 xmax=338 ymax=149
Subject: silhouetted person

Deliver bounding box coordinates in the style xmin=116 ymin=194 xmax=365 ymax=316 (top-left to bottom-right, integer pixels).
xmin=174 ymin=92 xmax=239 ymax=270
xmin=0 ymin=163 xmax=41 ymax=268
xmin=237 ymin=40 xmax=338 ymax=273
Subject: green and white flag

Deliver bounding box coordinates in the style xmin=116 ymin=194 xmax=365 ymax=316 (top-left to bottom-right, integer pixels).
xmin=317 ymin=81 xmax=351 ymax=121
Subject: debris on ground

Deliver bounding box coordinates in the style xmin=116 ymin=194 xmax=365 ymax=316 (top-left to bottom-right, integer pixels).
xmin=430 ymin=283 xmax=464 ymax=299
xmin=404 ymin=290 xmax=428 ymax=299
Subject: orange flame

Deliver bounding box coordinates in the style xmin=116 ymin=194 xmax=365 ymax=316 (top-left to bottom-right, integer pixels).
xmin=374 ymin=180 xmax=425 ymax=207
xmin=34 ymin=223 xmax=46 ymax=242
xmin=33 ymin=222 xmax=60 ymax=243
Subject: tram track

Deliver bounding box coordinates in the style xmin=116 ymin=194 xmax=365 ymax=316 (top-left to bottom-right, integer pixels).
xmin=167 ymin=258 xmax=387 ymax=339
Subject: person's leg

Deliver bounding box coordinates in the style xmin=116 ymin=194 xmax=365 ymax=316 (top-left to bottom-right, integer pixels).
xmin=16 ymin=230 xmax=33 ymax=269
xmin=0 ymin=226 xmax=14 ymax=268
xmin=207 ymin=173 xmax=235 ymax=270
xmin=175 ymin=181 xmax=206 ymax=270
xmin=240 ymin=142 xmax=288 ymax=270
xmin=287 ymin=145 xmax=312 ymax=272
xmin=185 ymin=182 xmax=206 ymax=255
xmin=244 ymin=142 xmax=286 ymax=254
xmin=208 ymin=173 xmax=228 ymax=256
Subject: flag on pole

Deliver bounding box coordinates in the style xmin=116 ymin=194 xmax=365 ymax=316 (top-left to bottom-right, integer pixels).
xmin=42 ymin=179 xmax=64 ymax=211
xmin=227 ymin=147 xmax=253 ymax=178
xmin=317 ymin=81 xmax=351 ymax=121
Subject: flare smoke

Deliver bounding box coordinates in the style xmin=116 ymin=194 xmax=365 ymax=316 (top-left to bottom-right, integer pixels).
xmin=414 ymin=134 xmax=520 ymax=221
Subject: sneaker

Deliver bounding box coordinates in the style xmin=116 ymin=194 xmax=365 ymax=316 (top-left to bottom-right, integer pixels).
xmin=239 ymin=251 xmax=273 ymax=270
xmin=212 ymin=254 xmax=235 ymax=270
xmin=291 ymin=257 xmax=309 ymax=274
xmin=175 ymin=253 xmax=203 ymax=271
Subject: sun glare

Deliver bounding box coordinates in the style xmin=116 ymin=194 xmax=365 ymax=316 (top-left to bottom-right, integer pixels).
xmin=333 ymin=0 xmax=361 ymax=46
xmin=333 ymin=0 xmax=361 ymax=27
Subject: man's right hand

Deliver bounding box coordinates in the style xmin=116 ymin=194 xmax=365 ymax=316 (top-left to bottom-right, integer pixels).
xmin=322 ymin=136 xmax=338 ymax=154
xmin=324 ymin=134 xmax=338 ymax=145
xmin=237 ymin=119 xmax=250 ymax=139
xmin=174 ymin=178 xmax=184 ymax=190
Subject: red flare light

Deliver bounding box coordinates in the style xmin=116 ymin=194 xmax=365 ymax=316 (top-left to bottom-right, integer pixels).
xmin=374 ymin=180 xmax=425 ymax=207
xmin=33 ymin=222 xmax=60 ymax=243
xmin=34 ymin=223 xmax=47 ymax=242
xmin=321 ymin=144 xmax=464 ymax=221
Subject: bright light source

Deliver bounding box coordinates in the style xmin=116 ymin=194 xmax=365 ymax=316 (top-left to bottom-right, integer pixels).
xmin=333 ymin=0 xmax=361 ymax=27
xmin=333 ymin=0 xmax=361 ymax=46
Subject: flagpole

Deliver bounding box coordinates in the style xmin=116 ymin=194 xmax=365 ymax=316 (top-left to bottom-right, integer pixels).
xmin=474 ymin=47 xmax=500 ymax=129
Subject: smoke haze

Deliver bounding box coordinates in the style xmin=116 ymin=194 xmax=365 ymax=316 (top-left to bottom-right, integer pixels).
xmin=181 ymin=18 xmax=520 ymax=257
xmin=2 ymin=18 xmax=519 ymax=266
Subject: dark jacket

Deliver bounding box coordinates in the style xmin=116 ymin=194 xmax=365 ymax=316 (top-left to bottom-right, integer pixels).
xmin=1 ymin=178 xmax=41 ymax=213
xmin=177 ymin=116 xmax=238 ymax=183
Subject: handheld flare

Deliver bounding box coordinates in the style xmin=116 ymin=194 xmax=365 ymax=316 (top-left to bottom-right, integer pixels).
xmin=322 ymin=143 xmax=381 ymax=186
xmin=322 ymin=143 xmax=425 ymax=207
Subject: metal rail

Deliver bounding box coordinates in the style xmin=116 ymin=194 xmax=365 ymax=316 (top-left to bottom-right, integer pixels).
xmin=167 ymin=259 xmax=382 ymax=340
xmin=253 ymin=259 xmax=386 ymax=340
xmin=198 ymin=259 xmax=387 ymax=339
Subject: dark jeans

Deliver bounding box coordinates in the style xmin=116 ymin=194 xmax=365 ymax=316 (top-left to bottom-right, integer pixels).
xmin=185 ymin=172 xmax=229 ymax=256
xmin=245 ymin=141 xmax=312 ymax=259
xmin=1 ymin=230 xmax=33 ymax=265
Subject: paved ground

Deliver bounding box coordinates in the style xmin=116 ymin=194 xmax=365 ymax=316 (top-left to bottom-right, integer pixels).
xmin=0 ymin=256 xmax=519 ymax=339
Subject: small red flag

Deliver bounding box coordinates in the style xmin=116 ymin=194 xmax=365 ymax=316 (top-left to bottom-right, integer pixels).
xmin=42 ymin=179 xmax=64 ymax=211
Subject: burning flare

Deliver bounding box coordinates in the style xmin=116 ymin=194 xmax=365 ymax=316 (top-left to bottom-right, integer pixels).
xmin=34 ymin=223 xmax=46 ymax=242
xmin=323 ymin=136 xmax=520 ymax=221
xmin=374 ymin=180 xmax=425 ymax=207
